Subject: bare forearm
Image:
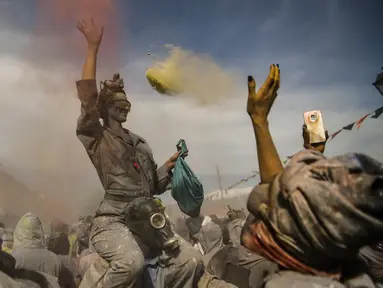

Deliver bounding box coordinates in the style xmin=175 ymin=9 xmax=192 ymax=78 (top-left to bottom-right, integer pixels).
xmin=252 ymin=118 xmax=283 ymax=183
xmin=82 ymin=45 xmax=99 ymax=80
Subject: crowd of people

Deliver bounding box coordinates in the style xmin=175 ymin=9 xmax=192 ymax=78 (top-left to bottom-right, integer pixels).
xmin=0 ymin=17 xmax=382 ymax=288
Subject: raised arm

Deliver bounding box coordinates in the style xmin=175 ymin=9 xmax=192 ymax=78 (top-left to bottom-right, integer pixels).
xmin=79 ymin=18 xmax=102 ymax=81
xmin=247 ymin=64 xmax=283 ymax=183
xmin=75 ymin=19 xmax=104 ymax=151
xmin=241 ymin=65 xmax=283 ymax=248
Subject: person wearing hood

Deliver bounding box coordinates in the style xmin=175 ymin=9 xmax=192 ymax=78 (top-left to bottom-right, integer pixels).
xmin=11 ymin=213 xmax=61 ymax=279
xmin=0 ymin=223 xmax=59 ymax=287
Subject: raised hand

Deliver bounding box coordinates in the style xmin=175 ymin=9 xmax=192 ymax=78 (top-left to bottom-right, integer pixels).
xmin=247 ymin=64 xmax=280 ymax=123
xmin=77 ymin=18 xmax=104 ymax=48
xmin=302 ymin=124 xmax=329 ymax=154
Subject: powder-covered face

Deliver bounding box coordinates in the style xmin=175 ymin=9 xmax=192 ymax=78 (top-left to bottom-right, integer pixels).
xmin=107 ymin=99 xmax=131 ymax=123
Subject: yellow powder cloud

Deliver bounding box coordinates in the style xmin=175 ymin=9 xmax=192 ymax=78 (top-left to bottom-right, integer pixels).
xmin=146 ymin=45 xmax=236 ymax=105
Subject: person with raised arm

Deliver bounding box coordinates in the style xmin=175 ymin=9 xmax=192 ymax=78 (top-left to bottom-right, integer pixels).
xmin=75 ymin=19 xmax=203 ymax=288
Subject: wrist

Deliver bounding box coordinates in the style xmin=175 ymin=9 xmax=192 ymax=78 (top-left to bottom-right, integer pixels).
xmin=305 ymin=145 xmax=324 ymax=154
xmin=250 ymin=116 xmax=269 ymax=128
xmin=87 ymin=44 xmax=99 ymax=53
xmin=165 ymin=160 xmax=173 ymax=172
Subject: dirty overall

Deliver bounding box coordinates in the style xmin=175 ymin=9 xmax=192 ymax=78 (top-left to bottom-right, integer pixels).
xmin=76 ymin=79 xmax=203 ymax=288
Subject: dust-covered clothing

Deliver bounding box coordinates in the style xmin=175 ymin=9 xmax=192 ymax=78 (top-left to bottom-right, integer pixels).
xmin=186 ymin=215 xmax=227 ymax=256
xmin=227 ymin=219 xmax=246 ymax=248
xmin=76 ymin=79 xmax=171 ymax=215
xmin=78 ymin=251 xmax=98 ymax=278
xmin=57 ymin=256 xmax=78 ymax=288
xmin=0 ymin=270 xmax=21 ymax=287
xmin=197 ymin=272 xmax=239 ymax=288
xmin=89 ymin=216 xmax=203 ymax=287
xmin=186 ymin=216 xmax=214 ymax=255
xmin=11 ymin=213 xmax=61 ymax=278
xmin=14 ymin=271 xmax=60 ymax=288
xmin=207 ymin=245 xmax=279 ymax=288
xmin=246 ymin=150 xmax=383 ymax=277
xmin=76 ymin=79 xmax=201 ymax=287
xmin=197 ymin=222 xmax=224 ymax=266
xmin=79 ymin=233 xmax=203 ymax=288
xmin=0 ymin=253 xmax=50 ymax=288
xmin=75 ymin=216 xmax=93 ymax=256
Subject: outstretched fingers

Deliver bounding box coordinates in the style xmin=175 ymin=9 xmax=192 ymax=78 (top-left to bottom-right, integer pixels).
xmin=76 ymin=19 xmax=86 ymax=31
xmin=248 ymin=75 xmax=256 ymax=97
xmin=270 ymin=64 xmax=280 ymax=102
xmin=259 ymin=64 xmax=276 ymax=96
xmin=90 ymin=17 xmax=96 ymax=28
xmin=274 ymin=64 xmax=280 ymax=89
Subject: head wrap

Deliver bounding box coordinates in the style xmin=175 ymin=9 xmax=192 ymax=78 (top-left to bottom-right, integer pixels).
xmin=246 ymin=150 xmax=383 ymax=274
xmin=13 ymin=213 xmax=45 ymax=249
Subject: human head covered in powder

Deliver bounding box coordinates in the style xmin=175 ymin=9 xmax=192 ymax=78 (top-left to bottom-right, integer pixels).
xmin=98 ymin=73 xmax=131 ymax=124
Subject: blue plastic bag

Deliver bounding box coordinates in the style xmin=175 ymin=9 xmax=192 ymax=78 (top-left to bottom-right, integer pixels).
xmin=171 ymin=139 xmax=204 ymax=217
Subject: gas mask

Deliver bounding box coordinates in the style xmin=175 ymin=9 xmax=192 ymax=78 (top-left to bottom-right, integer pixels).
xmin=125 ymin=197 xmax=180 ymax=255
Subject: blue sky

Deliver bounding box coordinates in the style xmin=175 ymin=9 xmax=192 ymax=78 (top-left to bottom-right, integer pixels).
xmin=0 ymin=0 xmax=382 ymax=213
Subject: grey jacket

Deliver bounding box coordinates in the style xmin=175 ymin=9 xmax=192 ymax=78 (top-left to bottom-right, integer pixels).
xmin=76 ymin=79 xmax=171 ymax=216
xmin=11 ymin=213 xmax=61 ymax=278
